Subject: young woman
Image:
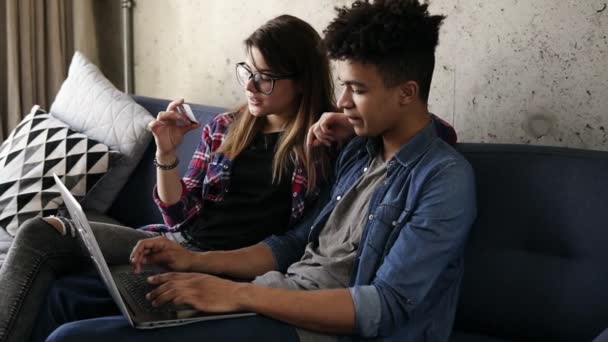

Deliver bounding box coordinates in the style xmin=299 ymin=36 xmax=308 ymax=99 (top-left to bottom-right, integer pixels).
xmin=0 ymin=14 xmax=335 ymax=342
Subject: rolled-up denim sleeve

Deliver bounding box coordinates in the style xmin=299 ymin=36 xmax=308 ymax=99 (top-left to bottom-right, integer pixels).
xmin=349 ymin=285 xmax=382 ymax=336
xmin=351 ymin=159 xmax=477 ymax=338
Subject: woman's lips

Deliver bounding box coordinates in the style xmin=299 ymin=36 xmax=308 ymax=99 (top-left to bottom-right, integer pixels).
xmin=248 ymin=97 xmax=262 ymax=105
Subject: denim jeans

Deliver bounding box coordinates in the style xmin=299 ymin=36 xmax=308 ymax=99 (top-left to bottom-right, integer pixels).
xmin=0 ymin=218 xmax=156 ymax=342
xmin=34 ymin=273 xmax=299 ymax=342
xmin=46 ymin=314 xmax=299 ymax=342
xmin=30 ymin=272 xmax=120 ymax=342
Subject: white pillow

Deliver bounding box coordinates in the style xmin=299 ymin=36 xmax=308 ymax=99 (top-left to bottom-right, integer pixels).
xmin=0 ymin=106 xmax=118 ymax=235
xmin=49 ymin=52 xmax=153 ymax=213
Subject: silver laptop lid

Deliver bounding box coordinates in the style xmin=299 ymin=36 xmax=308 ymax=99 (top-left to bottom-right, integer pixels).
xmin=52 ymin=173 xmax=135 ymax=327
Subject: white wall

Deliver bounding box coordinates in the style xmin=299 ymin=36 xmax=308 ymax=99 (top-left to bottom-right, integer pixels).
xmin=133 ymin=0 xmax=608 ymax=150
xmin=133 ymin=0 xmax=349 ymax=107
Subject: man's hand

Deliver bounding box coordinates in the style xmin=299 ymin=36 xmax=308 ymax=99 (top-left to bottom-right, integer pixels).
xmin=130 ymin=236 xmax=194 ymax=273
xmin=146 ymin=272 xmax=245 ymax=312
xmin=147 ymin=272 xmax=356 ymax=335
xmin=307 ymin=112 xmax=355 ymax=148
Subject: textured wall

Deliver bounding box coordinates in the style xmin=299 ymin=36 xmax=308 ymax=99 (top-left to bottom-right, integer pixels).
xmin=429 ymin=0 xmax=608 ymax=150
xmin=132 ymin=0 xmax=349 ymax=108
xmin=132 ymin=0 xmax=608 ymax=150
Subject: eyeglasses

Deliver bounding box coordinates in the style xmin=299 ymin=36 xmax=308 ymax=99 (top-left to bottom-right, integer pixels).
xmin=235 ymin=62 xmax=295 ymax=95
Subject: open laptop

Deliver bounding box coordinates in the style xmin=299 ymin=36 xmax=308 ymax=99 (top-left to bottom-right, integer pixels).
xmin=53 ymin=173 xmax=255 ymax=329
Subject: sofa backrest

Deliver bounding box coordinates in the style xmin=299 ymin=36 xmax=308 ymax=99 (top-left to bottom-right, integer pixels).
xmin=107 ymin=96 xmax=226 ymax=227
xmin=108 ymin=98 xmax=608 ymax=340
xmin=454 ymin=143 xmax=608 ymax=341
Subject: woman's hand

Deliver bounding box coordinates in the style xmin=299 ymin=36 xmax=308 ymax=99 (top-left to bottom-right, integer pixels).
xmin=130 ymin=236 xmax=194 ymax=273
xmin=148 ymin=99 xmax=201 ymax=159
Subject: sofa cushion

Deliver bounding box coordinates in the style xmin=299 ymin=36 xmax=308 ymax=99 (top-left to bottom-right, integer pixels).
xmin=454 ymin=143 xmax=608 ymax=341
xmin=49 ymin=52 xmax=153 ymax=213
xmin=0 ymin=106 xmax=117 ymax=236
xmin=85 ymin=211 xmax=124 ymax=226
xmin=450 ymin=331 xmax=513 ymax=342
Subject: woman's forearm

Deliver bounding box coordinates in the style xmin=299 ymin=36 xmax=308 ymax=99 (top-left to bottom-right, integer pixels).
xmin=155 ymin=153 xmax=184 ymax=205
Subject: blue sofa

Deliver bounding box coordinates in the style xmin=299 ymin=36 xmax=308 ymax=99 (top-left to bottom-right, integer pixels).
xmin=108 ymin=96 xmax=608 ymax=341
xmin=451 ymin=143 xmax=608 ymax=341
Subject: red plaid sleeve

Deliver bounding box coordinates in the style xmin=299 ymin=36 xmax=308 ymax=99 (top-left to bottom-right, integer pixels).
xmin=152 ymin=113 xmax=233 ymax=227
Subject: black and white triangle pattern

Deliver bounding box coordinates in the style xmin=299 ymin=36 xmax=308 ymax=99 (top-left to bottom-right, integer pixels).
xmin=0 ymin=106 xmax=114 ymax=236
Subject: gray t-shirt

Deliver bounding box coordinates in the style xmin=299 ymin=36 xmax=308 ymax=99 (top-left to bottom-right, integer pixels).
xmin=253 ymin=154 xmax=387 ymax=342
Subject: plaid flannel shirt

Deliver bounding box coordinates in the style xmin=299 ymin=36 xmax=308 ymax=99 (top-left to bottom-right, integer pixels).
xmin=140 ymin=112 xmax=311 ymax=233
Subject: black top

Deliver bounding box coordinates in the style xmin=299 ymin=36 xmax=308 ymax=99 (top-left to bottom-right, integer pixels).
xmin=183 ymin=132 xmax=293 ymax=251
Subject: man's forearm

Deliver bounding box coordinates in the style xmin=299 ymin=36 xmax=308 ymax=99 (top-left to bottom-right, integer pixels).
xmin=191 ymin=243 xmax=277 ymax=279
xmin=237 ymin=284 xmax=356 ymax=335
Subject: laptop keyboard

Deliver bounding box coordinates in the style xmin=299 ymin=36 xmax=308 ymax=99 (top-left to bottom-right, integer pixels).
xmin=115 ymin=271 xmax=173 ymax=314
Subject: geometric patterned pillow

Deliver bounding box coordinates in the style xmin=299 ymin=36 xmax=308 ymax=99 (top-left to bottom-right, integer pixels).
xmin=0 ymin=105 xmax=119 ymax=236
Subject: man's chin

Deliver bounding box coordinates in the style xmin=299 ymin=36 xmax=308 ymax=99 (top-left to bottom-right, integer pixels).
xmin=353 ymin=127 xmax=371 ymax=137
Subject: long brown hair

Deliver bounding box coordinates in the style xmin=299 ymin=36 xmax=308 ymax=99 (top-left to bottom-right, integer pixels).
xmin=217 ymin=15 xmax=335 ymax=194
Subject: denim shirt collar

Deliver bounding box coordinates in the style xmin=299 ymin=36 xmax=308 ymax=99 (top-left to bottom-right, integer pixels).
xmin=364 ymin=119 xmax=439 ymax=168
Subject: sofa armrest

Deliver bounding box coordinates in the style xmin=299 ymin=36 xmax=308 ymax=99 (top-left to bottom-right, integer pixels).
xmin=593 ymin=328 xmax=608 ymax=342
xmin=0 ymin=228 xmax=12 ymax=267
xmin=85 ymin=210 xmax=126 ymax=227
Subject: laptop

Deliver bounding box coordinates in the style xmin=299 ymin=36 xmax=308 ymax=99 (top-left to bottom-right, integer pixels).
xmin=53 ymin=173 xmax=255 ymax=329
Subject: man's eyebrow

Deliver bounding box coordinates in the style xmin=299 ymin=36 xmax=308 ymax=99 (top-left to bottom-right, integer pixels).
xmin=338 ymin=78 xmax=368 ymax=87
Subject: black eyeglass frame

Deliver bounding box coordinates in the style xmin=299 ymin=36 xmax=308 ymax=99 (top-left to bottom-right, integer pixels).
xmin=235 ymin=62 xmax=296 ymax=95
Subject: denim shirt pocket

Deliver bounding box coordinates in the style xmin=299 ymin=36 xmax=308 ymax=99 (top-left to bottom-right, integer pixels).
xmin=382 ymin=207 xmax=414 ymax=258
xmin=366 ymin=203 xmax=402 ymax=254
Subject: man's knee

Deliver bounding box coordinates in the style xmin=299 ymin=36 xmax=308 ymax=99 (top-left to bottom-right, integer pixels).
xmin=47 ymin=318 xmax=132 ymax=342
xmin=46 ymin=322 xmax=86 ymax=342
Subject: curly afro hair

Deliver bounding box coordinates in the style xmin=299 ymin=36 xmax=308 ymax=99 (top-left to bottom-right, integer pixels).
xmin=323 ymin=0 xmax=445 ymax=102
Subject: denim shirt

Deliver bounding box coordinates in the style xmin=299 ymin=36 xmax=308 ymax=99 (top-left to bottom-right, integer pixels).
xmin=262 ymin=121 xmax=477 ymax=341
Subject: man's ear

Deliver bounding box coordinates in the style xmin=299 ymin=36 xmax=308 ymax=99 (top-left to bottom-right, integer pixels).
xmin=398 ymin=81 xmax=419 ymax=105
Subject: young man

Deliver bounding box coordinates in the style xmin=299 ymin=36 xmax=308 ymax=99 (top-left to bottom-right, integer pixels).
xmin=44 ymin=1 xmax=476 ymax=341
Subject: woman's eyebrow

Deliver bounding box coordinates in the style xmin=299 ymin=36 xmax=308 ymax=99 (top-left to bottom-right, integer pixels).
xmin=244 ymin=61 xmax=272 ymax=73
